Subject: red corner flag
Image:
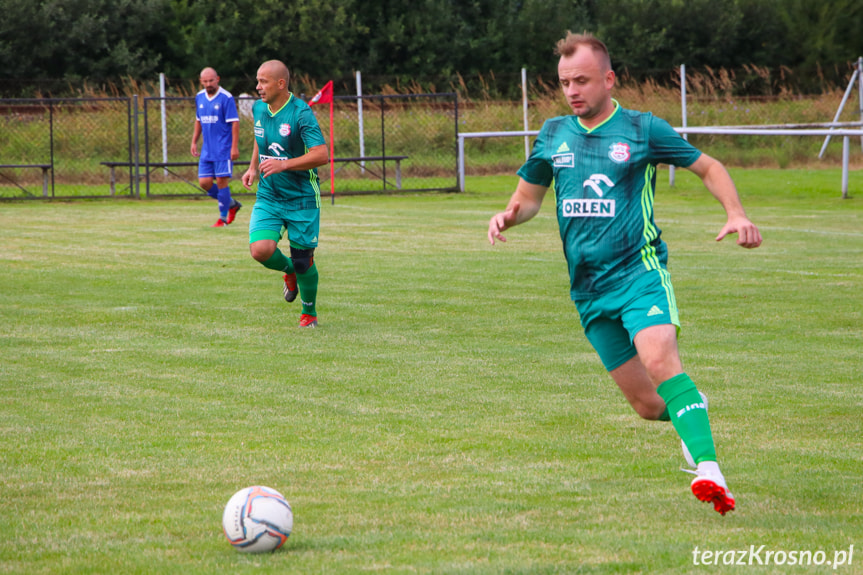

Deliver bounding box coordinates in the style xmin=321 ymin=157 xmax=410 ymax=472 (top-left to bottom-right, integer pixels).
xmin=309 ymin=81 xmax=335 ymax=204
xmin=309 ymin=80 xmax=333 ymax=106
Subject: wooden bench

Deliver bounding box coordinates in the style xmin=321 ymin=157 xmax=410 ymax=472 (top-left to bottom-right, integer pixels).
xmin=0 ymin=163 xmax=52 ymax=197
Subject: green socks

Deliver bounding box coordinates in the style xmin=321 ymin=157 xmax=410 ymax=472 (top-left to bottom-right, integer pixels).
xmin=260 ymin=250 xmax=317 ymax=317
xmin=657 ymin=373 xmax=717 ymax=464
xmin=261 ymin=249 xmax=295 ymax=274
xmin=297 ymin=262 xmax=318 ymax=317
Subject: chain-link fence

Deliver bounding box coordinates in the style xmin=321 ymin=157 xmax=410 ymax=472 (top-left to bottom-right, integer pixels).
xmin=0 ymin=93 xmax=458 ymax=199
xmin=0 ymin=98 xmax=133 ymax=198
xmin=459 ymin=66 xmax=863 ymax=176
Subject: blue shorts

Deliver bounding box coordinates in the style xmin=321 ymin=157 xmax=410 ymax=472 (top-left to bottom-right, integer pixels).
xmin=249 ymin=198 xmax=319 ymax=249
xmin=575 ymin=268 xmax=680 ymax=372
xmin=198 ymin=160 xmax=233 ymax=179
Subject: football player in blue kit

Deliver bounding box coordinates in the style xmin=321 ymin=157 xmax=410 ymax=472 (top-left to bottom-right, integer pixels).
xmin=191 ymin=67 xmax=242 ymax=227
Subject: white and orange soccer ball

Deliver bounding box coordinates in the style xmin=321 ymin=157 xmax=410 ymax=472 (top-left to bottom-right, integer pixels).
xmin=222 ymin=486 xmax=293 ymax=553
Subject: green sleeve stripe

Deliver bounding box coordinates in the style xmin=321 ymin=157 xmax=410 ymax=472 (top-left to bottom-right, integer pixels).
xmin=639 ymin=164 xmax=661 ymax=271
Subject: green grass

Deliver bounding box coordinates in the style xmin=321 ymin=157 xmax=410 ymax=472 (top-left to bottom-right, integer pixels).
xmin=0 ymin=171 xmax=861 ymax=574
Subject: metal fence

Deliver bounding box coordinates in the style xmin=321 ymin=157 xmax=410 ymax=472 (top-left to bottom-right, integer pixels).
xmin=0 ymin=98 xmax=133 ymax=199
xmin=0 ymin=93 xmax=459 ymax=199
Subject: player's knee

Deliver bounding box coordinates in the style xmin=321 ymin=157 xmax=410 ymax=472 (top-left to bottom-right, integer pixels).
xmin=290 ymin=246 xmax=315 ymax=274
xmin=250 ymin=241 xmax=275 ymax=263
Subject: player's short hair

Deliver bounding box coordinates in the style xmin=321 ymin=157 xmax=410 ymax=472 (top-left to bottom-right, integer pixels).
xmin=554 ymin=32 xmax=612 ymax=71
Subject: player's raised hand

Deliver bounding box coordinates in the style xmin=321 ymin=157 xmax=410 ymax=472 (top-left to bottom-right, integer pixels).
xmin=716 ymin=216 xmax=762 ymax=248
xmin=488 ymin=202 xmax=521 ymax=245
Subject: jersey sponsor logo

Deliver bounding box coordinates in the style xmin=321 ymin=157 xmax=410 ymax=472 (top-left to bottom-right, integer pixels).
xmin=556 ymin=141 xmax=571 ymax=153
xmin=200 ymin=115 xmax=220 ymax=124
xmin=267 ymin=142 xmax=285 ymax=156
xmin=259 ymin=154 xmax=288 ymax=162
xmin=562 ymin=198 xmax=616 ymax=217
xmin=583 ymin=173 xmax=614 ymax=197
xmin=608 ymin=142 xmax=631 ymax=163
xmin=279 ymin=123 xmax=291 ymax=137
xmin=552 ymin=153 xmax=574 ymax=168
xmin=254 ymin=127 xmax=264 ymax=137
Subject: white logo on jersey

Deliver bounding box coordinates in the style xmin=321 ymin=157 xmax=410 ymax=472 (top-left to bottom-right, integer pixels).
xmin=562 ymin=198 xmax=616 ymax=217
xmin=552 ymin=153 xmax=574 ymax=168
xmin=583 ymin=174 xmax=614 ymax=197
xmin=268 ymin=142 xmax=285 ymax=156
xmin=279 ymin=123 xmax=291 ymax=137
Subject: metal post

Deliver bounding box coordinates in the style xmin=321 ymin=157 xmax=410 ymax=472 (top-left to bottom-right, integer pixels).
xmin=842 ymin=136 xmax=850 ymax=199
xmin=458 ymin=135 xmax=465 ymax=192
xmin=671 ymin=64 xmax=687 ymax=187
xmin=522 ymin=68 xmax=530 ymax=160
xmin=133 ymin=95 xmax=140 ymax=198
xmin=453 ymin=93 xmax=460 ymax=192
xmin=357 ymin=71 xmax=365 ymax=172
xmin=858 ymin=57 xmax=863 ymax=152
xmin=380 ymin=96 xmax=386 ymax=190
xmin=48 ymin=101 xmax=54 ymax=197
xmin=160 ymin=73 xmax=168 ymax=176
xmin=819 ymin=66 xmax=859 ymax=158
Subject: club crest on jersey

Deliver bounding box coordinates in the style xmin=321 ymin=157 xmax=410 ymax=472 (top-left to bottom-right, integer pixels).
xmin=608 ymin=142 xmax=631 ymax=163
xmin=279 ymin=123 xmax=291 ymax=137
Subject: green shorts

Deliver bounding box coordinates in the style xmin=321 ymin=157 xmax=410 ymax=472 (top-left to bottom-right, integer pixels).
xmin=248 ymin=198 xmax=319 ymax=248
xmin=575 ymin=268 xmax=680 ymax=372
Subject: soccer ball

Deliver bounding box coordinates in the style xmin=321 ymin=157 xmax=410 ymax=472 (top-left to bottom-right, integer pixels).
xmin=222 ymin=486 xmax=293 ymax=553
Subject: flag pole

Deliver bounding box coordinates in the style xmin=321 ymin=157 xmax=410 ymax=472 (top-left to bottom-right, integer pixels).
xmin=309 ymin=81 xmax=335 ymax=204
xmin=329 ymin=99 xmax=335 ymax=205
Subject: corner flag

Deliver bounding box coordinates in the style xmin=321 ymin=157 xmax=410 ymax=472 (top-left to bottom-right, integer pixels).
xmin=309 ymin=81 xmax=335 ymax=204
xmin=309 ymin=81 xmax=333 ymax=106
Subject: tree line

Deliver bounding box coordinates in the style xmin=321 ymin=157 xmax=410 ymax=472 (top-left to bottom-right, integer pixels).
xmin=1 ymin=0 xmax=862 ymax=96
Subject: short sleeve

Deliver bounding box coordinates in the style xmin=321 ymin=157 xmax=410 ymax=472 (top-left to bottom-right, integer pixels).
xmin=648 ymin=115 xmax=701 ymax=168
xmin=224 ymin=94 xmax=239 ymax=123
xmin=516 ymin=122 xmax=553 ymax=187
xmin=298 ymin=107 xmax=327 ymax=149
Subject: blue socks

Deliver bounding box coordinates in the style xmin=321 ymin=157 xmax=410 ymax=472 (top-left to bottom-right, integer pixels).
xmin=216 ymin=186 xmax=232 ymax=220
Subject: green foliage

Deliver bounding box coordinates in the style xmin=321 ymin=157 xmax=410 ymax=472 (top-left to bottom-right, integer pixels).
xmin=0 ymin=0 xmax=171 ymax=80
xmin=1 ymin=0 xmax=862 ymax=96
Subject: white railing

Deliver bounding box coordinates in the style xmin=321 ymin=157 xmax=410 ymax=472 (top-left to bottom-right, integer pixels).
xmin=457 ymin=125 xmax=863 ymax=198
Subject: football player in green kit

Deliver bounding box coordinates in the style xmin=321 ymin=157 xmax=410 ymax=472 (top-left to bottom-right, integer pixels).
xmin=488 ymin=33 xmax=762 ymax=515
xmin=242 ymin=60 xmax=328 ymax=328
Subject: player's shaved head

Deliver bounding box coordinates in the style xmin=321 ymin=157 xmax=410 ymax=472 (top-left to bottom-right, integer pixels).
xmin=199 ymin=67 xmax=220 ymax=95
xmin=259 ymin=60 xmax=290 ymax=86
xmin=255 ymin=60 xmax=291 ymax=107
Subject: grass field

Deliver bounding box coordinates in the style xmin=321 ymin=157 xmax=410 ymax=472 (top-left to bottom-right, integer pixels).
xmin=0 ymin=170 xmax=861 ymax=574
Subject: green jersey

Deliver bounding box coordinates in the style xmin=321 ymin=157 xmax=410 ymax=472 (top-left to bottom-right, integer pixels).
xmin=518 ymin=102 xmax=701 ymax=300
xmin=252 ymin=94 xmax=326 ymax=206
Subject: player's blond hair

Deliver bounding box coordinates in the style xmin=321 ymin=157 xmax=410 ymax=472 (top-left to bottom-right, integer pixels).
xmin=554 ymin=32 xmax=612 ymax=71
